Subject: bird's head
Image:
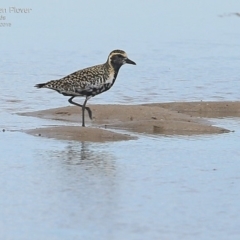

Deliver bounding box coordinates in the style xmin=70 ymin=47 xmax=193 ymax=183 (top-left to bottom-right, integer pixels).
xmin=107 ymin=50 xmax=136 ymax=69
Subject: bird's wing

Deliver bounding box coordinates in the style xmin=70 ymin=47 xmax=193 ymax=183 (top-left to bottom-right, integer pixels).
xmin=75 ymin=79 xmax=104 ymax=94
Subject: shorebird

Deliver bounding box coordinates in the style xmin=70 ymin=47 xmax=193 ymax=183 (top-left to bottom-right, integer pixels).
xmin=35 ymin=50 xmax=136 ymax=127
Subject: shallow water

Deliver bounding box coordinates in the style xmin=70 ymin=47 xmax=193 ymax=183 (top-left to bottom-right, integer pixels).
xmin=1 ymin=1 xmax=240 ymax=239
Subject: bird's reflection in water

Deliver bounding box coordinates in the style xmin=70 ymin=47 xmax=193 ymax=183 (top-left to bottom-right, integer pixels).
xmin=50 ymin=141 xmax=117 ymax=177
xmin=38 ymin=141 xmax=119 ymax=219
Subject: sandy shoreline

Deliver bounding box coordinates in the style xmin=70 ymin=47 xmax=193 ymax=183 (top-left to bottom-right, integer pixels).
xmin=21 ymin=101 xmax=240 ymax=142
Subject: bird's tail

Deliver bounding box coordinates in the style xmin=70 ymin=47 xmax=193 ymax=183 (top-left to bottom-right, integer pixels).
xmin=35 ymin=83 xmax=46 ymax=88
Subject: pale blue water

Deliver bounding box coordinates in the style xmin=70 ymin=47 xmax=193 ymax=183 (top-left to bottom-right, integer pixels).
xmin=1 ymin=1 xmax=240 ymax=239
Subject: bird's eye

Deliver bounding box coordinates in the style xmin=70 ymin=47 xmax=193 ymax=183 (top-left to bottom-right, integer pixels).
xmin=117 ymin=54 xmax=123 ymax=58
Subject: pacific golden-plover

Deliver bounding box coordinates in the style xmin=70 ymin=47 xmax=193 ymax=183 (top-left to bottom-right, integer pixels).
xmin=35 ymin=50 xmax=136 ymax=127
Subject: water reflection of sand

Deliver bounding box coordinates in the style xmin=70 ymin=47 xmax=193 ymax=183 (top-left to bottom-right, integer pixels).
xmin=21 ymin=101 xmax=240 ymax=142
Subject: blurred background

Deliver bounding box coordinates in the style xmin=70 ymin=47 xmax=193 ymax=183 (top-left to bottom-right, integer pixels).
xmin=1 ymin=1 xmax=240 ymax=240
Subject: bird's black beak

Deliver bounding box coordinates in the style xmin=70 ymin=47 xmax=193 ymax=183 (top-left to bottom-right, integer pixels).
xmin=125 ymin=58 xmax=136 ymax=65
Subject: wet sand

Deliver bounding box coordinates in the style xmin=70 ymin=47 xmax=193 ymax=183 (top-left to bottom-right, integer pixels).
xmin=21 ymin=101 xmax=240 ymax=142
xmin=26 ymin=126 xmax=136 ymax=142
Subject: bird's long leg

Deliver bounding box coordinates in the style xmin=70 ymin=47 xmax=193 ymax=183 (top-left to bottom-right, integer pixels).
xmin=68 ymin=97 xmax=92 ymax=126
xmin=81 ymin=97 xmax=90 ymax=127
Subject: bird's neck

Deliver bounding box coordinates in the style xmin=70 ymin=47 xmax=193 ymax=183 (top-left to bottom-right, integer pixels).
xmin=105 ymin=62 xmax=122 ymax=79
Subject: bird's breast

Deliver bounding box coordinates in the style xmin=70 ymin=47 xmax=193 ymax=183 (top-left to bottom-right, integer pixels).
xmin=105 ymin=71 xmax=115 ymax=85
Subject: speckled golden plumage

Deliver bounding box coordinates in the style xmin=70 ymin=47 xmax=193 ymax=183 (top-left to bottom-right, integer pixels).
xmin=35 ymin=49 xmax=136 ymax=127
